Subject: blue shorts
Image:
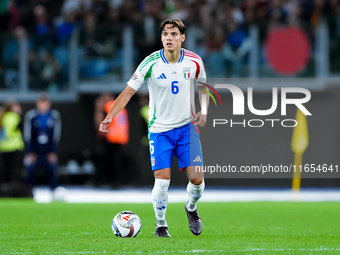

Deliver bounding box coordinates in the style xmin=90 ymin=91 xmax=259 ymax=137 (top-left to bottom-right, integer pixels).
xmin=149 ymin=123 xmax=203 ymax=171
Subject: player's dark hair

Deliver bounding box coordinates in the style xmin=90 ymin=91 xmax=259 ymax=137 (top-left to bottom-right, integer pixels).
xmin=160 ymin=17 xmax=186 ymax=34
xmin=37 ymin=92 xmax=50 ymax=102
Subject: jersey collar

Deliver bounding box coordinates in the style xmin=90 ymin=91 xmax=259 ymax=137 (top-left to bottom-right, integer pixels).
xmin=160 ymin=48 xmax=184 ymax=64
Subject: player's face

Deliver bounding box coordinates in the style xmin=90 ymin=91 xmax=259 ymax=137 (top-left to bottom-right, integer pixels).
xmin=161 ymin=24 xmax=185 ymax=52
xmin=37 ymin=100 xmax=51 ymax=114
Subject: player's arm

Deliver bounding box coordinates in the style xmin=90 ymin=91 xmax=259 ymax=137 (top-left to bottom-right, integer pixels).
xmin=194 ymin=85 xmax=209 ymax=127
xmin=99 ymin=86 xmax=136 ymax=134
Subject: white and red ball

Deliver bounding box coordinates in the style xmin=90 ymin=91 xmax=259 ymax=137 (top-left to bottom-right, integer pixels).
xmin=111 ymin=211 xmax=141 ymax=238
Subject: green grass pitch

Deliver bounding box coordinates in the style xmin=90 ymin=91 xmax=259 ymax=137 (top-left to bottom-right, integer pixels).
xmin=1 ymin=199 xmax=340 ymax=254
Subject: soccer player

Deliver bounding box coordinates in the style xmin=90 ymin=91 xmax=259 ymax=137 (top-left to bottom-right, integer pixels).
xmin=24 ymin=93 xmax=61 ymax=190
xmin=99 ymin=18 xmax=209 ymax=237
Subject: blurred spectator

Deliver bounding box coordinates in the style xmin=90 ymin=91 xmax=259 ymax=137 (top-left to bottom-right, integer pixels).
xmin=221 ymin=2 xmax=250 ymax=77
xmin=171 ymin=0 xmax=189 ymax=22
xmin=0 ymin=0 xmax=19 ymax=32
xmin=101 ymin=7 xmax=123 ymax=54
xmin=138 ymin=0 xmax=164 ymax=61
xmin=40 ymin=50 xmax=62 ymax=91
xmin=0 ymin=0 xmax=11 ymax=32
xmin=24 ymin=93 xmax=61 ymax=190
xmin=298 ymin=0 xmax=316 ymax=24
xmin=55 ymin=8 xmax=78 ymax=45
xmin=8 ymin=0 xmax=20 ymax=31
xmin=1 ymin=24 xmax=61 ymax=91
xmin=266 ymin=0 xmax=288 ymax=31
xmin=79 ymin=12 xmax=102 ymax=58
xmin=223 ymin=23 xmax=251 ymax=77
xmin=121 ymin=0 xmax=141 ymax=23
xmin=183 ymin=0 xmax=202 ymax=26
xmin=0 ymin=99 xmax=32 ymax=197
xmin=202 ymin=18 xmax=227 ymax=77
xmin=1 ymin=26 xmax=32 ymax=90
xmin=27 ymin=49 xmax=43 ymax=90
xmin=95 ymin=7 xmax=124 ymax=71
xmin=94 ymin=92 xmax=129 ymax=187
xmin=1 ymin=0 xmax=340 ymax=81
xmin=30 ymin=5 xmax=56 ymax=52
xmin=1 ymin=25 xmax=27 ymax=69
xmin=329 ymin=0 xmax=340 ymax=37
xmin=108 ymin=0 xmax=124 ymax=9
xmin=62 ymin=0 xmax=92 ymax=16
xmin=121 ymin=0 xmax=144 ymax=56
xmin=79 ymin=11 xmax=113 ymax=78
xmin=51 ymin=6 xmax=79 ymax=84
xmin=0 ymin=99 xmax=24 ymax=182
xmin=285 ymin=0 xmax=301 ymax=27
xmin=241 ymin=0 xmax=268 ymax=41
xmin=91 ymin=0 xmax=109 ymax=21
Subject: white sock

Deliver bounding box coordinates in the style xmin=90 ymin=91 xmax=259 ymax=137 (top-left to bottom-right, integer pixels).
xmin=186 ymin=180 xmax=205 ymax=212
xmin=152 ymin=179 xmax=170 ymax=226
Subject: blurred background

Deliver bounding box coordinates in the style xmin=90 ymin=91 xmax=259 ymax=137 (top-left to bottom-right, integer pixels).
xmin=0 ymin=0 xmax=339 ymax=193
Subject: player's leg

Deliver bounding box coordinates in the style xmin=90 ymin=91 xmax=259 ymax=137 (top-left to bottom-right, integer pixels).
xmin=184 ymin=166 xmax=204 ymax=235
xmin=153 ymin=168 xmax=171 ymax=237
xmin=186 ymin=166 xmax=205 ymax=211
xmin=149 ymin=131 xmax=174 ymax=237
xmin=24 ymin=153 xmax=38 ymax=187
xmin=176 ymin=123 xmax=205 ymax=235
xmin=42 ymin=154 xmax=58 ymax=190
xmin=43 ymin=159 xmax=58 ymax=190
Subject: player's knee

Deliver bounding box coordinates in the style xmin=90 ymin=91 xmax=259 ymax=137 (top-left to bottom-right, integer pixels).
xmin=154 ymin=169 xmax=171 ymax=179
xmin=190 ymin=178 xmax=203 ymax=186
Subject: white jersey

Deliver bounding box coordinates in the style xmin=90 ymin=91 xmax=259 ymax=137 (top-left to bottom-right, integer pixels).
xmin=127 ymin=48 xmax=206 ymax=133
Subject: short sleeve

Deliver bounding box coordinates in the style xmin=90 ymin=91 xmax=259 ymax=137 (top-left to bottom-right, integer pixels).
xmin=127 ymin=70 xmax=145 ymax=91
xmin=193 ymin=57 xmax=206 ymax=84
xmin=127 ymin=55 xmax=157 ymax=91
xmin=196 ymin=62 xmax=206 ymax=84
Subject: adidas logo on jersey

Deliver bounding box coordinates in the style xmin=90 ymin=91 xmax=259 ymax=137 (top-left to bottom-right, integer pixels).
xmin=193 ymin=156 xmax=202 ymax=162
xmin=157 ymin=73 xmax=167 ymax=79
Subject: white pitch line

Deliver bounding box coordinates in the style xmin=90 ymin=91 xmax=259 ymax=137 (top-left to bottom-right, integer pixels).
xmin=7 ymin=248 xmax=340 ymax=255
xmin=33 ymin=187 xmax=340 ymax=203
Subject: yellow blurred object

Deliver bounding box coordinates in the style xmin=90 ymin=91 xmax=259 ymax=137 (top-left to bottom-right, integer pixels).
xmin=291 ymin=108 xmax=309 ymax=200
xmin=291 ymin=108 xmax=309 ymax=154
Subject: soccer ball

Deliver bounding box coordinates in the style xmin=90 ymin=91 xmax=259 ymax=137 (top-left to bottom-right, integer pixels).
xmin=111 ymin=211 xmax=142 ymax=238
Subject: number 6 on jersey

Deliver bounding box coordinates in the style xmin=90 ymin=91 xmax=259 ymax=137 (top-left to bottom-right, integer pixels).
xmin=172 ymin=81 xmax=179 ymax=94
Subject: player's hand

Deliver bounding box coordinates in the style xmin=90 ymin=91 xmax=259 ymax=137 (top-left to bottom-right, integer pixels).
xmin=47 ymin=152 xmax=58 ymax=163
xmin=24 ymin=153 xmax=37 ymax=166
xmin=194 ymin=111 xmax=207 ymax=127
xmin=99 ymin=119 xmax=112 ymax=134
